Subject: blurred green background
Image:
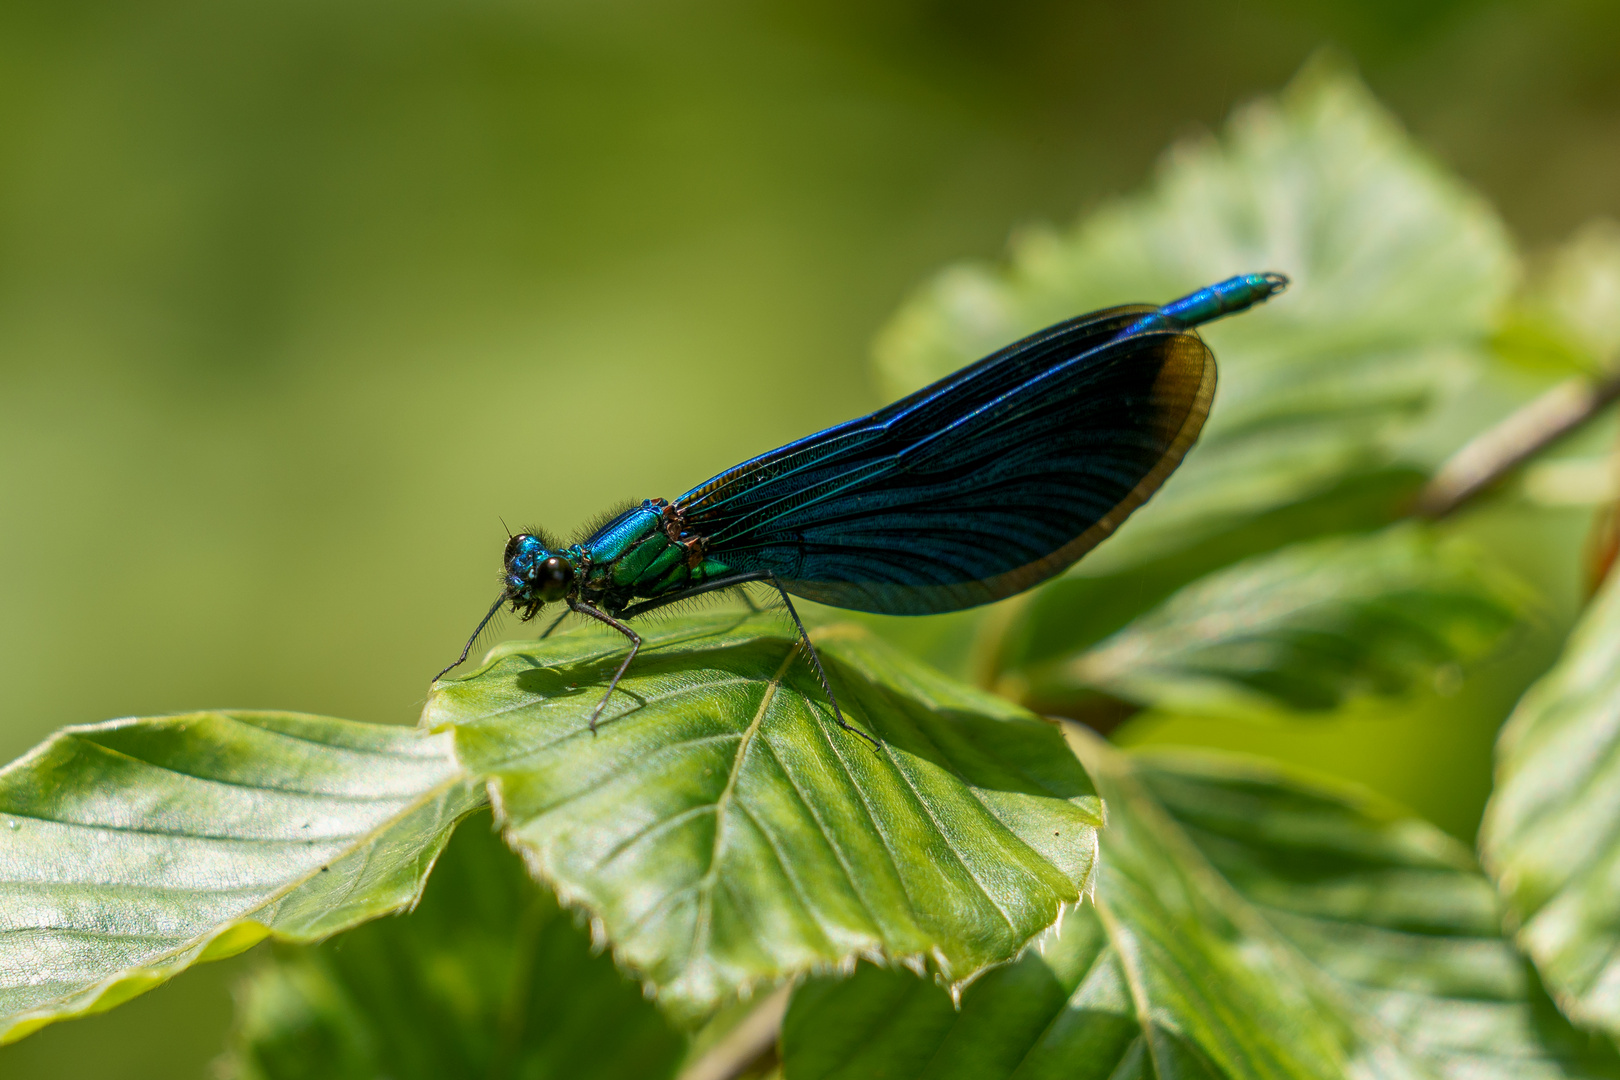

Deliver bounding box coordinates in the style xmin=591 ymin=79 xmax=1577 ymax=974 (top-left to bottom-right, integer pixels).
xmin=2 ymin=0 xmax=1618 ymax=1076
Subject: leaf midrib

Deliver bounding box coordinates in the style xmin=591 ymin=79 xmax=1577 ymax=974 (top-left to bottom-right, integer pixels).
xmin=5 ymin=770 xmax=476 ymax=1018
xmin=37 ymin=731 xmax=445 ymax=804
xmin=687 ymin=645 xmax=800 ymax=972
xmin=459 ymin=676 xmax=762 ymax=765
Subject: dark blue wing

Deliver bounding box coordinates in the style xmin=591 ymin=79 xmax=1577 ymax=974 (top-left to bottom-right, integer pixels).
xmin=674 ymin=305 xmax=1214 ymax=614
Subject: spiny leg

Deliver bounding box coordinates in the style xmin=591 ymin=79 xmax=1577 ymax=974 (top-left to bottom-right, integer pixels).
xmin=613 ymin=572 xmax=877 ymax=749
xmin=538 ymin=607 xmax=570 ymax=639
xmin=618 ymin=572 xmax=772 ymax=620
xmin=569 ymin=599 xmax=642 ymax=734
xmin=767 ymin=573 xmax=880 ymax=751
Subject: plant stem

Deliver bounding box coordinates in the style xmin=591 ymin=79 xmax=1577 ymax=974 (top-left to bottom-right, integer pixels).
xmin=1414 ymin=373 xmax=1620 ymax=518
xmin=677 ymin=986 xmax=791 ymax=1080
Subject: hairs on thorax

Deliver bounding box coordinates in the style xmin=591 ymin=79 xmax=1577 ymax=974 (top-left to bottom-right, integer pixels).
xmin=570 ymin=500 xmax=641 ymax=546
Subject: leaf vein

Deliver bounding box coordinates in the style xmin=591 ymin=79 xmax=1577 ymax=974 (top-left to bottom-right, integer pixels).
xmin=514 ymin=732 xmax=742 ymax=821
xmin=804 ymin=690 xmax=925 ymax=937
xmin=591 ymin=803 xmax=718 ymax=873
xmin=732 ymin=797 xmax=835 ymax=954
xmin=218 ymin=714 xmax=447 ymax=759
xmin=758 ymin=736 xmax=886 ymax=939
xmin=688 ymin=646 xmax=797 ymax=979
xmin=51 ymin=735 xmax=440 ymax=802
xmin=878 ymin=740 xmax=1020 ymax=935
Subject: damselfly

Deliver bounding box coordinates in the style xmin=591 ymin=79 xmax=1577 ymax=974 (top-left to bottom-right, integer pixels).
xmin=437 ymin=273 xmax=1288 ymax=747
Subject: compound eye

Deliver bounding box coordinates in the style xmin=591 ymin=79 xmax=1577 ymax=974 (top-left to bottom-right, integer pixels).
xmin=538 ymin=556 xmax=574 ymax=602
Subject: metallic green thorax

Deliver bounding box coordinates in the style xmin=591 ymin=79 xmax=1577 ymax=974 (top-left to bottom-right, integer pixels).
xmin=503 ymin=499 xmax=731 ymax=620
xmin=578 ymin=501 xmax=731 ymax=602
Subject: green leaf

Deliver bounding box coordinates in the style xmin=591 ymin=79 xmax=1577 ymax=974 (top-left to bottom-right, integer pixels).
xmin=783 ymin=737 xmax=1617 ymax=1080
xmin=422 ymin=612 xmax=1103 ymax=1023
xmin=1015 ymin=526 xmax=1530 ymax=719
xmin=1133 ymin=750 xmax=1613 ymax=1077
xmin=1483 ymin=568 xmax=1620 ymax=1037
xmin=992 ymin=469 xmax=1426 ymax=678
xmin=0 ymin=710 xmax=484 ymax=1045
xmin=782 ymin=908 xmax=1221 ymax=1080
xmin=223 ymin=812 xmax=685 ymax=1080
xmin=869 ymin=57 xmax=1518 ymax=681
xmin=1496 ymin=218 xmax=1620 ymax=377
xmin=875 ymin=56 xmax=1514 ymax=576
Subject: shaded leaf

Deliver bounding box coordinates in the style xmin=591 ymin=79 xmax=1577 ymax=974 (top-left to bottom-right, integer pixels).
xmin=782 ymin=908 xmax=1220 ymax=1080
xmin=783 ymin=738 xmax=1617 ymax=1079
xmin=1017 ymin=526 xmax=1529 ymax=719
xmin=0 ymin=711 xmax=484 ymax=1045
xmin=1483 ymin=567 xmax=1620 ymax=1037
xmin=423 ymin=612 xmax=1102 ymax=1023
xmin=1133 ymin=750 xmax=1613 ymax=1078
xmin=991 ymin=469 xmax=1426 ymax=678
xmin=223 ymin=812 xmax=685 ymax=1080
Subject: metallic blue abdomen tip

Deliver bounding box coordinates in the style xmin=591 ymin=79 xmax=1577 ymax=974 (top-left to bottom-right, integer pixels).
xmin=1117 ymin=272 xmax=1289 ymax=339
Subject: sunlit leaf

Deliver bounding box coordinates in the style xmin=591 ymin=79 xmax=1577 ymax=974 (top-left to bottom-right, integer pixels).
xmin=0 ymin=711 xmax=484 ymax=1045
xmin=1015 ymin=526 xmax=1530 ymax=719
xmin=223 ymin=812 xmax=685 ymax=1080
xmin=1497 ymin=219 xmax=1620 ymax=377
xmin=783 ymin=738 xmax=1617 ymax=1080
xmin=1483 ymin=568 xmax=1620 ymax=1038
xmin=876 ymin=56 xmax=1514 ymax=572
xmin=868 ymin=57 xmax=1518 ymax=678
xmin=422 ymin=612 xmax=1103 ymax=1023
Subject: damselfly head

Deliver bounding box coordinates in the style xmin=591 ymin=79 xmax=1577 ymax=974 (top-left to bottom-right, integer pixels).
xmin=503 ymin=533 xmax=575 ymax=613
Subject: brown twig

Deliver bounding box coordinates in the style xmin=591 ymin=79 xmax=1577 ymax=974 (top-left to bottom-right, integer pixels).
xmin=676 ymin=986 xmax=792 ymax=1080
xmin=1413 ymin=373 xmax=1620 ymax=519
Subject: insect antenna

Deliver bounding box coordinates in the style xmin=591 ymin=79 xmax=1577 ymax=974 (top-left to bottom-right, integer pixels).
xmin=433 ymin=592 xmax=509 ymax=683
